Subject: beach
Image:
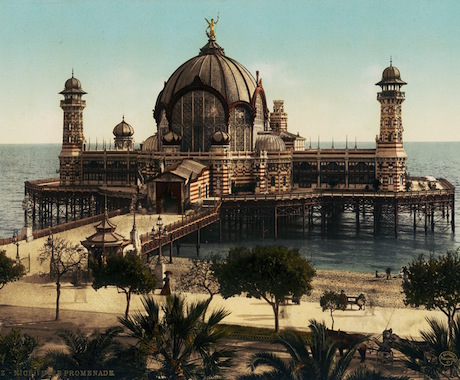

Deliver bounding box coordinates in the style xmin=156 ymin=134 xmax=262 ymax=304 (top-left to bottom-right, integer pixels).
xmin=0 ymin=213 xmax=442 ymax=338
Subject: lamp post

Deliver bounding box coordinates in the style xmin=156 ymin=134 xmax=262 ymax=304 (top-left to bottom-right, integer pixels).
xmin=22 ymin=194 xmax=33 ymax=242
xmin=47 ymin=231 xmax=55 ymax=279
xmin=12 ymin=230 xmax=20 ymax=265
xmin=151 ymin=215 xmax=167 ymax=288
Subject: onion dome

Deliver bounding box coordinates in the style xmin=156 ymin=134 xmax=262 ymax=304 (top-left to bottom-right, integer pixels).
xmin=376 ymin=59 xmax=407 ymax=86
xmin=162 ymin=130 xmax=182 ymax=145
xmin=60 ymin=70 xmax=87 ymax=95
xmin=154 ymin=38 xmax=257 ymax=122
xmin=141 ymin=134 xmax=159 ymax=151
xmin=113 ymin=116 xmax=134 ymax=137
xmin=211 ymin=130 xmax=230 ymax=145
xmin=254 ymin=133 xmax=286 ymax=152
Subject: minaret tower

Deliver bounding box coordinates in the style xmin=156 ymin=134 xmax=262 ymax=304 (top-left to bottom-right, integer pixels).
xmin=270 ymin=100 xmax=288 ymax=132
xmin=59 ymin=71 xmax=87 ymax=185
xmin=375 ymin=60 xmax=407 ymax=192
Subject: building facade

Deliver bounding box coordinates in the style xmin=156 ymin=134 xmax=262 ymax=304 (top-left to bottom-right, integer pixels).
xmin=29 ymin=29 xmax=413 ymax=224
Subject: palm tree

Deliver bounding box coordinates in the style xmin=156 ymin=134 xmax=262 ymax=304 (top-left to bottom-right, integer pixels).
xmin=118 ymin=294 xmax=234 ymax=380
xmin=45 ymin=326 xmax=123 ymax=378
xmin=394 ymin=316 xmax=460 ymax=379
xmin=238 ymin=319 xmax=365 ymax=380
xmin=345 ymin=366 xmax=409 ymax=380
xmin=0 ymin=329 xmax=41 ymax=377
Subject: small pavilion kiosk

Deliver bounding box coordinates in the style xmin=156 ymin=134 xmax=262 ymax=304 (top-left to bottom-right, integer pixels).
xmin=81 ymin=211 xmax=129 ymax=263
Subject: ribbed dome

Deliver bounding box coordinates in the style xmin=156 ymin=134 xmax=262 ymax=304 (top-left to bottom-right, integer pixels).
xmin=154 ymin=38 xmax=257 ymax=121
xmin=376 ymin=62 xmax=407 ymax=86
xmin=142 ymin=135 xmax=159 ymax=151
xmin=60 ymin=72 xmax=87 ymax=95
xmin=211 ymin=130 xmax=230 ymax=145
xmin=113 ymin=117 xmax=134 ymax=137
xmin=162 ymin=130 xmax=182 ymax=145
xmin=254 ymin=133 xmax=286 ymax=152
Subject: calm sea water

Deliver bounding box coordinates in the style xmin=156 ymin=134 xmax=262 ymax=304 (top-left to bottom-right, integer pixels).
xmin=1 ymin=142 xmax=459 ymax=273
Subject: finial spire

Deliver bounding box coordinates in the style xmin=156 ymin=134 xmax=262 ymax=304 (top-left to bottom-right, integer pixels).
xmin=390 ymin=56 xmax=392 ymax=66
xmin=72 ymin=68 xmax=74 ymax=78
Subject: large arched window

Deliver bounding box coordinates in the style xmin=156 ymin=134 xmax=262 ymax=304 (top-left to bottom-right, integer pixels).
xmin=170 ymin=91 xmax=226 ymax=152
xmin=229 ymin=106 xmax=252 ymax=151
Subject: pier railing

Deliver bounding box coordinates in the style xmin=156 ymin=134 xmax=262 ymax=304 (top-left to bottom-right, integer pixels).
xmin=222 ymin=184 xmax=454 ymax=203
xmin=140 ymin=201 xmax=222 ymax=254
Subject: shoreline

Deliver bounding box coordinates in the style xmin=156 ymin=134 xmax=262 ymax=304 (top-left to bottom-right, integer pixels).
xmin=166 ymin=257 xmax=407 ymax=310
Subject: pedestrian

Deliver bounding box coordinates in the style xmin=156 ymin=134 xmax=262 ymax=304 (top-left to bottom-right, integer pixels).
xmin=385 ymin=267 xmax=391 ymax=280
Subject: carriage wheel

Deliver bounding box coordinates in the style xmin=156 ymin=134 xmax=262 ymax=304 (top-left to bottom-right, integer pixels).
xmin=377 ymin=349 xmax=394 ymax=365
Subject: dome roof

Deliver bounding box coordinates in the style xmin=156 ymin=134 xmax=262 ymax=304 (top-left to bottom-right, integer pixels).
xmin=376 ymin=61 xmax=407 ymax=86
xmin=154 ymin=38 xmax=257 ymax=122
xmin=162 ymin=130 xmax=182 ymax=145
xmin=142 ymin=134 xmax=159 ymax=151
xmin=254 ymin=133 xmax=286 ymax=152
xmin=113 ymin=117 xmax=134 ymax=137
xmin=60 ymin=72 xmax=87 ymax=95
xmin=211 ymin=130 xmax=230 ymax=145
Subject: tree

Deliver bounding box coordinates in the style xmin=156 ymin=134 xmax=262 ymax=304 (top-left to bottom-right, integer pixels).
xmin=0 ymin=330 xmax=41 ymax=378
xmin=45 ymin=326 xmax=123 ymax=377
xmin=213 ymin=245 xmax=316 ymax=332
xmin=402 ymin=249 xmax=460 ymax=342
xmin=320 ymin=291 xmax=347 ymax=330
xmin=179 ymin=257 xmax=220 ymax=307
xmin=0 ymin=249 xmax=25 ymax=290
xmin=91 ymin=251 xmax=156 ymax=319
xmin=38 ymin=237 xmax=86 ymax=320
xmin=118 ymin=295 xmax=234 ymax=379
xmin=394 ymin=316 xmax=460 ymax=379
xmin=238 ymin=320 xmax=368 ymax=380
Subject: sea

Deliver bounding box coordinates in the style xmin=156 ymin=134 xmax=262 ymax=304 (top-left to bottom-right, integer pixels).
xmin=1 ymin=142 xmax=459 ymax=273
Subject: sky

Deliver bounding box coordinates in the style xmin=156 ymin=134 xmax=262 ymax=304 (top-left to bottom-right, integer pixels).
xmin=1 ymin=0 xmax=459 ymax=144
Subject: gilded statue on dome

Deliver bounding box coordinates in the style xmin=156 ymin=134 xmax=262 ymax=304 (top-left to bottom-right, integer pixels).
xmin=205 ymin=15 xmax=219 ymax=40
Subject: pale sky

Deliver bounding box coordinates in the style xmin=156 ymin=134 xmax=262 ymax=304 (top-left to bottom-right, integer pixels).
xmin=1 ymin=0 xmax=459 ymax=144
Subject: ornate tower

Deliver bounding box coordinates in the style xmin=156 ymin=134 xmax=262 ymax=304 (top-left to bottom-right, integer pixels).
xmin=375 ymin=61 xmax=407 ymax=192
xmin=270 ymin=100 xmax=288 ymax=132
xmin=59 ymin=72 xmax=87 ymax=185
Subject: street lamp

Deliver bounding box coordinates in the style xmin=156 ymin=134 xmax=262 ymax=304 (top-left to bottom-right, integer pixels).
xmin=151 ymin=215 xmax=167 ymax=288
xmin=47 ymin=230 xmax=55 ymax=279
xmin=12 ymin=230 xmax=20 ymax=264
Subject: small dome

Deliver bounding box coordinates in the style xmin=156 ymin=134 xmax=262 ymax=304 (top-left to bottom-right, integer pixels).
xmin=382 ymin=65 xmax=401 ymax=81
xmin=162 ymin=130 xmax=182 ymax=145
xmin=376 ymin=61 xmax=407 ymax=86
xmin=211 ymin=130 xmax=230 ymax=145
xmin=60 ymin=72 xmax=87 ymax=95
xmin=142 ymin=134 xmax=159 ymax=151
xmin=113 ymin=117 xmax=134 ymax=137
xmin=254 ymin=133 xmax=286 ymax=152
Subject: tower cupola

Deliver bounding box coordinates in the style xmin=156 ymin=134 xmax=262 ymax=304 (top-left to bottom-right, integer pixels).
xmin=113 ymin=116 xmax=134 ymax=151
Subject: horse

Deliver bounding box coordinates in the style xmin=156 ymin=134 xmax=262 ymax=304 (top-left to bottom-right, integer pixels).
xmin=327 ymin=329 xmax=368 ymax=363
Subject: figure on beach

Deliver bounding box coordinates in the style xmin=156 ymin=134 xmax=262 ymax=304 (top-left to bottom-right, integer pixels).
xmin=205 ymin=15 xmax=219 ymax=39
xmin=385 ymin=267 xmax=392 ymax=280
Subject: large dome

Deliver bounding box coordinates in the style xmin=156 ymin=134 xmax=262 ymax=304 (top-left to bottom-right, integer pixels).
xmin=154 ymin=39 xmax=257 ymax=122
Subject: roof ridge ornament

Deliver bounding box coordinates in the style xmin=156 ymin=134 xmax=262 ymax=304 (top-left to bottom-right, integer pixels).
xmin=205 ymin=14 xmax=219 ymax=41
